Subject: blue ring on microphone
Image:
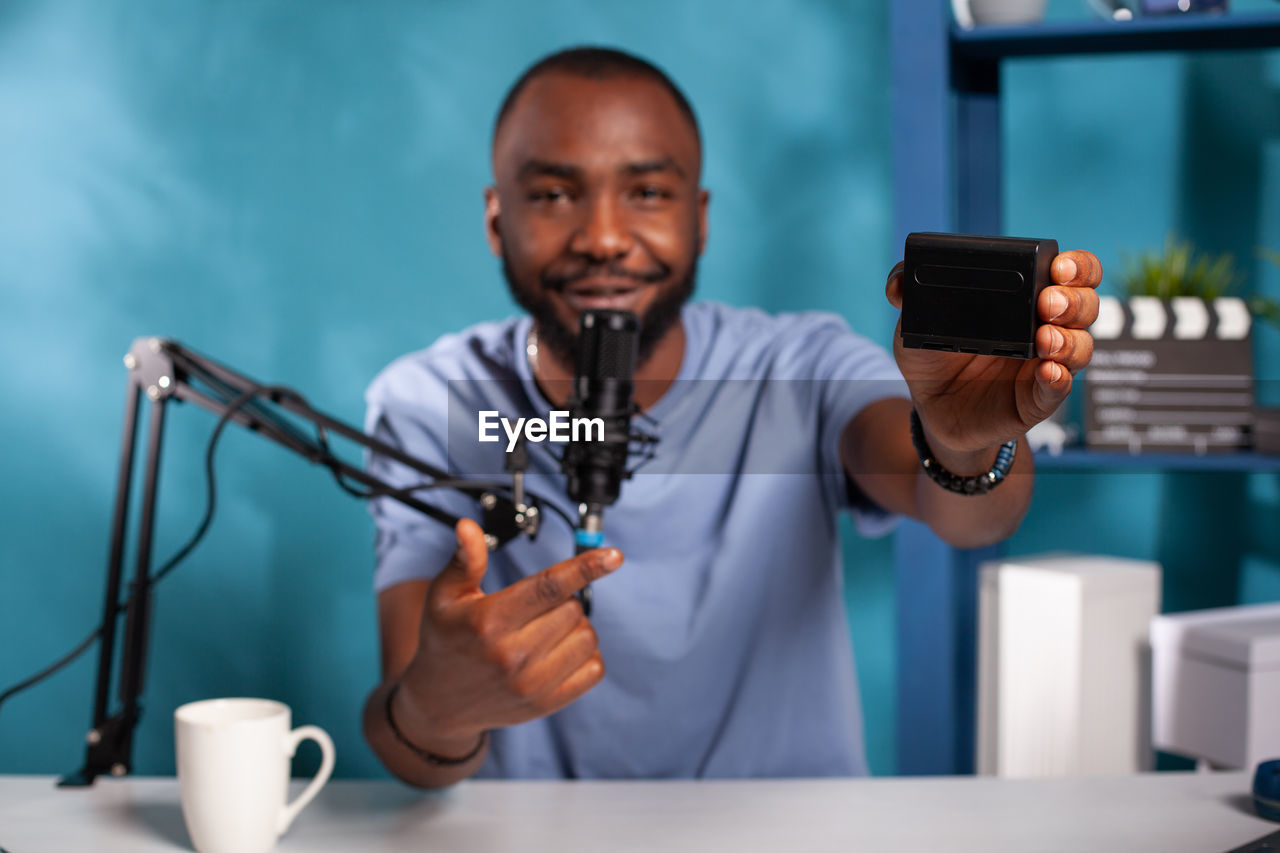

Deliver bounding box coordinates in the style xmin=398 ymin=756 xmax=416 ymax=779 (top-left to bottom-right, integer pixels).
xmin=575 ymin=529 xmax=604 ymax=549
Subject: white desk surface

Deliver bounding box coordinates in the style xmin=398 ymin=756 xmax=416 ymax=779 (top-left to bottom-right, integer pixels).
xmin=1 ymin=772 xmax=1276 ymax=852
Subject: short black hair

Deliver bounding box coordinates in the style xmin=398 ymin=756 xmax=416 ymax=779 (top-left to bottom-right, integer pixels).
xmin=493 ymin=46 xmax=701 ymax=149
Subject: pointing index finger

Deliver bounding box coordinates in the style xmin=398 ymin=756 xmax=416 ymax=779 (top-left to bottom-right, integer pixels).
xmin=493 ymin=548 xmax=624 ymax=628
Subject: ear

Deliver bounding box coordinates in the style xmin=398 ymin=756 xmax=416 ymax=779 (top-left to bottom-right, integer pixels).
xmin=484 ymin=186 xmax=502 ymax=257
xmin=696 ymin=188 xmax=710 ymax=255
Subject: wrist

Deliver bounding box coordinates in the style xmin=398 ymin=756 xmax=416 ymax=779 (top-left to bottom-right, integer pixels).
xmin=389 ymin=677 xmax=485 ymax=762
xmin=912 ymin=413 xmax=999 ymax=473
xmin=909 ymin=408 xmax=1017 ymax=496
xmin=923 ymin=432 xmax=1002 ymax=477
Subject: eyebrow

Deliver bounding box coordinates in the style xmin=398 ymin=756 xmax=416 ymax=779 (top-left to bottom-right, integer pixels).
xmin=515 ymin=156 xmax=686 ymax=182
xmin=622 ymin=157 xmax=685 ymax=179
xmin=517 ymin=160 xmax=582 ymax=181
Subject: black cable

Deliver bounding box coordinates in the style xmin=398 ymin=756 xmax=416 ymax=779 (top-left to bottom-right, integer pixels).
xmin=266 ymin=384 xmax=577 ymax=534
xmin=365 ymin=478 xmax=513 ymax=500
xmin=0 ymin=627 xmax=101 ymax=711
xmin=0 ymin=385 xmax=267 ymax=715
xmin=334 ymin=474 xmax=577 ymax=534
xmin=260 ymin=385 xmax=578 ymax=532
xmin=151 ymin=385 xmax=263 ymax=585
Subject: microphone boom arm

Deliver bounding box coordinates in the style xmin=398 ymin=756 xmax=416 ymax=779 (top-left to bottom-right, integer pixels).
xmin=59 ymin=336 xmax=538 ymax=787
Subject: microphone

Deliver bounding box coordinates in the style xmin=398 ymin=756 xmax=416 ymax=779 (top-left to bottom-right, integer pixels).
xmin=562 ymin=309 xmax=639 ymax=616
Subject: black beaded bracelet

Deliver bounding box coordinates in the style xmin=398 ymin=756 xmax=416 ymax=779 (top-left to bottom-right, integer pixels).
xmin=385 ymin=682 xmax=487 ymax=766
xmin=909 ymin=408 xmax=1017 ymax=496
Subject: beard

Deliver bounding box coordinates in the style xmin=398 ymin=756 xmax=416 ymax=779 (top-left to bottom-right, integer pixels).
xmin=502 ymin=251 xmax=698 ymax=369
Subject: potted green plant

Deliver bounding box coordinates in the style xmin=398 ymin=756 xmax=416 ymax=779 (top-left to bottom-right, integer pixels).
xmin=1086 ymin=237 xmax=1268 ymax=454
xmin=1256 ymin=249 xmax=1280 ymax=330
xmin=1253 ymin=249 xmax=1280 ymax=454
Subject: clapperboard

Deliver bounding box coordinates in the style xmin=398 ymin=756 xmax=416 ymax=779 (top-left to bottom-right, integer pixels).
xmin=1085 ymin=296 xmax=1254 ymax=454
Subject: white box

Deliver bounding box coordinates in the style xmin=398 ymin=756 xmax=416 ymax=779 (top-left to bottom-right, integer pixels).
xmin=1151 ymin=603 xmax=1280 ymax=769
xmin=977 ymin=554 xmax=1161 ymax=778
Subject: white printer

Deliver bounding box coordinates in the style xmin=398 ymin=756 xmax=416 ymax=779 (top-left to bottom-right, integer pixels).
xmin=1151 ymin=602 xmax=1280 ymax=769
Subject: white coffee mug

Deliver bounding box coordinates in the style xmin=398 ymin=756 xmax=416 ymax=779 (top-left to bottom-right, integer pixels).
xmin=175 ymin=698 xmax=335 ymax=853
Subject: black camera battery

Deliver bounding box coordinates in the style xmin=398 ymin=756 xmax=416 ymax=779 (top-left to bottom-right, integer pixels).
xmin=900 ymin=232 xmax=1058 ymax=359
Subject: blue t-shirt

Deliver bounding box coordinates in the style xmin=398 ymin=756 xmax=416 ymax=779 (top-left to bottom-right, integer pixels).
xmin=365 ymin=301 xmax=909 ymax=778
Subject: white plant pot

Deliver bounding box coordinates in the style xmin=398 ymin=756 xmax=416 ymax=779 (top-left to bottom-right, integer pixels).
xmin=952 ymin=0 xmax=1048 ymax=27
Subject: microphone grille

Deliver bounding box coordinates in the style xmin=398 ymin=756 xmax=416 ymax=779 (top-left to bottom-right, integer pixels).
xmin=577 ymin=310 xmax=639 ymax=380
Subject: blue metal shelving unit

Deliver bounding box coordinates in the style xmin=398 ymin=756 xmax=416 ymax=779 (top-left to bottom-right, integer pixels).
xmin=951 ymin=12 xmax=1280 ymax=58
xmin=889 ymin=1 xmax=1280 ymax=776
xmin=1036 ymin=449 xmax=1280 ymax=473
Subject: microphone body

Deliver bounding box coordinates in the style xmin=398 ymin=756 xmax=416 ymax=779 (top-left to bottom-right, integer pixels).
xmin=562 ymin=310 xmax=639 ymax=615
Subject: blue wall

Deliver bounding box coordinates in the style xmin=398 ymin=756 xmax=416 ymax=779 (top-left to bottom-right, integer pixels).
xmin=1 ymin=0 xmax=1277 ymax=780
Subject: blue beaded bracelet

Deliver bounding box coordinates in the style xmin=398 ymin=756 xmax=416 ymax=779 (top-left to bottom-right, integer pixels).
xmin=909 ymin=408 xmax=1018 ymax=496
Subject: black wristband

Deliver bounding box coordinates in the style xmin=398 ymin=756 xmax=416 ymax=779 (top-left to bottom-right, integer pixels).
xmin=385 ymin=681 xmax=487 ymax=766
xmin=909 ymin=408 xmax=1017 ymax=496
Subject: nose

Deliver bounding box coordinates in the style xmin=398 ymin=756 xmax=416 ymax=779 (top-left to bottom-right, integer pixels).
xmin=569 ymin=194 xmax=633 ymax=261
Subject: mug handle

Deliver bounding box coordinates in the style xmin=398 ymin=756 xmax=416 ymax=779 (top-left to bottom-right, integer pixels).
xmin=276 ymin=725 xmax=336 ymax=837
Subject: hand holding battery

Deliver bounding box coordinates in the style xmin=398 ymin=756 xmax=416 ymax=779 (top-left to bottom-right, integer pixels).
xmin=886 ymin=234 xmax=1102 ymax=455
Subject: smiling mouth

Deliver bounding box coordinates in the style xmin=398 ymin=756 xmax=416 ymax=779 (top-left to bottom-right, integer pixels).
xmin=560 ymin=280 xmax=649 ymax=311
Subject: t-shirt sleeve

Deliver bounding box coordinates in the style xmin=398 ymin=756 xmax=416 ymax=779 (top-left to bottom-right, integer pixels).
xmin=806 ymin=316 xmax=911 ymax=537
xmin=364 ymin=366 xmax=476 ymax=593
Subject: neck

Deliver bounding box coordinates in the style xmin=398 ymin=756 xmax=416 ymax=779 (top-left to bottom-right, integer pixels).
xmin=530 ymin=319 xmax=686 ymax=412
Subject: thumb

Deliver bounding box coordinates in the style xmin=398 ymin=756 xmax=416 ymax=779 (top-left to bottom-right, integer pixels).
xmin=885 ymin=261 xmax=905 ymax=310
xmin=439 ymin=518 xmax=489 ymax=595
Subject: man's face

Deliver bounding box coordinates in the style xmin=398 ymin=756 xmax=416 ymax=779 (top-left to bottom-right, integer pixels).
xmin=486 ymin=72 xmax=708 ymax=366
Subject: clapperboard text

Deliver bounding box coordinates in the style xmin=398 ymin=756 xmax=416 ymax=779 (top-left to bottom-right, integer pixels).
xmin=1086 ymin=296 xmax=1253 ymax=454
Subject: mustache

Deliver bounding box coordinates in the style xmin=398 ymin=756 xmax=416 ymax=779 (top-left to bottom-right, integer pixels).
xmin=541 ymin=261 xmax=670 ymax=290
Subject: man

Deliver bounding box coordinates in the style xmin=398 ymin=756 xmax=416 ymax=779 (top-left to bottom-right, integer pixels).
xmin=361 ymin=47 xmax=1100 ymax=787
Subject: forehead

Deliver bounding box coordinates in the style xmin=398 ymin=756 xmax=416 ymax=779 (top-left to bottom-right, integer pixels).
xmin=492 ymin=73 xmax=701 ymax=181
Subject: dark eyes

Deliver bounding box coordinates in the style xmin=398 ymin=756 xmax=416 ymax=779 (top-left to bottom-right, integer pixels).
xmin=528 ymin=187 xmax=573 ymax=203
xmin=525 ymin=185 xmax=675 ymax=205
xmin=631 ymin=185 xmax=672 ymax=202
